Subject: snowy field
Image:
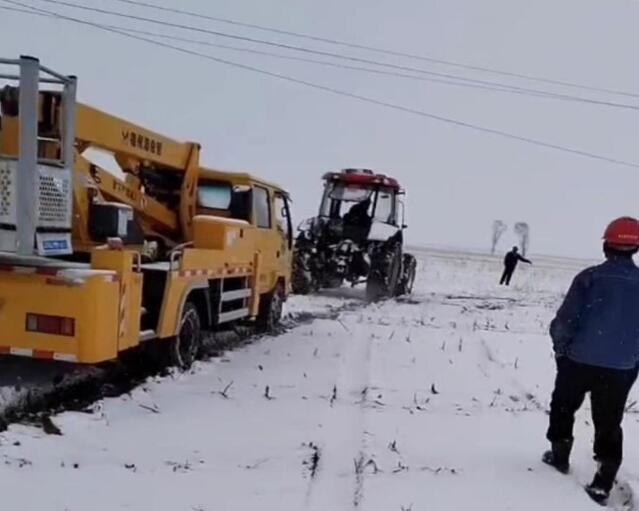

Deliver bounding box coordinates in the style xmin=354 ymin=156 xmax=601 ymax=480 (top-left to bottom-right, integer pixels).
xmin=2 ymin=249 xmax=639 ymax=510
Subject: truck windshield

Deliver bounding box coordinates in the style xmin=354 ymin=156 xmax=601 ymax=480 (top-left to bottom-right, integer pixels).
xmin=198 ymin=182 xmax=232 ymax=209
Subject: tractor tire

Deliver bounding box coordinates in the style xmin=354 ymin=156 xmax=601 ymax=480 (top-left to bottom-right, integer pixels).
xmin=169 ymin=301 xmax=202 ymax=370
xmin=395 ymin=253 xmax=417 ymax=296
xmin=366 ymin=244 xmax=402 ymax=302
xmin=291 ymin=253 xmax=313 ymax=295
xmin=257 ymin=283 xmax=284 ymax=332
xmin=321 ymin=276 xmax=344 ymax=289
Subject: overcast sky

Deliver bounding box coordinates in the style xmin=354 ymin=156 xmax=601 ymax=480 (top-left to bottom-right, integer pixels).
xmin=1 ymin=0 xmax=638 ymax=258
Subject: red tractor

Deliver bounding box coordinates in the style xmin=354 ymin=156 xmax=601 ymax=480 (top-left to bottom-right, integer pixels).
xmin=292 ymin=169 xmax=417 ymax=301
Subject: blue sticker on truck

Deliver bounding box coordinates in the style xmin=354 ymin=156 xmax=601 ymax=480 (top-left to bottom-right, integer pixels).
xmin=42 ymin=239 xmax=69 ymax=251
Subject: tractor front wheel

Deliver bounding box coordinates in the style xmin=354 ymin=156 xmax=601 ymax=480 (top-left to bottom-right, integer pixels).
xmin=292 ymin=252 xmax=313 ymax=295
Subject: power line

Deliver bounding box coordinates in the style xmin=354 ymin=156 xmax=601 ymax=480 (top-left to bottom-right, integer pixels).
xmin=23 ymin=0 xmax=639 ymax=111
xmin=135 ymin=30 xmax=591 ymax=104
xmin=4 ymin=0 xmax=639 ymax=170
xmin=23 ymin=0 xmax=562 ymax=93
xmin=93 ymin=27 xmax=639 ymax=110
xmin=110 ymin=0 xmax=639 ymax=100
xmin=4 ymin=4 xmax=638 ymax=111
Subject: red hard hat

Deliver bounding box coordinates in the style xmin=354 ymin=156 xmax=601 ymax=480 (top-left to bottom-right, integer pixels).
xmin=603 ymin=217 xmax=639 ymax=247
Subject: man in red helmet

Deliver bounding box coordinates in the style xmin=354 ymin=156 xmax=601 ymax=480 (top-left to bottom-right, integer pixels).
xmin=543 ymin=217 xmax=639 ymax=505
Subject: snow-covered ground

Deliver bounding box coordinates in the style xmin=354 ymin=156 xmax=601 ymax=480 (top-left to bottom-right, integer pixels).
xmin=2 ymin=249 xmax=638 ymax=510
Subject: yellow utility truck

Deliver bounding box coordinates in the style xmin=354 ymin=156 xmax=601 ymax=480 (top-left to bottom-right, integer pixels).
xmin=0 ymin=56 xmax=293 ymax=368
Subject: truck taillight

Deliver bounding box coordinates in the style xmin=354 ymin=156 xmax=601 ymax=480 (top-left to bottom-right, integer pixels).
xmin=26 ymin=314 xmax=75 ymax=336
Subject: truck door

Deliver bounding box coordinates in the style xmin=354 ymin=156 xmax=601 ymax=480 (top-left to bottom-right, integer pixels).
xmin=252 ymin=185 xmax=278 ymax=293
xmin=274 ymin=192 xmax=293 ymax=284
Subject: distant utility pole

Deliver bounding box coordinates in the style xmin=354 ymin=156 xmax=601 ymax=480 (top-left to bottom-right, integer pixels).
xmin=514 ymin=222 xmax=530 ymax=256
xmin=491 ymin=220 xmax=507 ymax=254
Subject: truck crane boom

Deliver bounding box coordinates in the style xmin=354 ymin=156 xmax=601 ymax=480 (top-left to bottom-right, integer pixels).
xmin=0 ymin=84 xmax=201 ymax=254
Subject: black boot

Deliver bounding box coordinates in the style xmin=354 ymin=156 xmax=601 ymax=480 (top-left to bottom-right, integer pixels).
xmin=585 ymin=461 xmax=619 ymax=506
xmin=542 ymin=439 xmax=572 ymax=474
xmin=585 ymin=484 xmax=608 ymax=507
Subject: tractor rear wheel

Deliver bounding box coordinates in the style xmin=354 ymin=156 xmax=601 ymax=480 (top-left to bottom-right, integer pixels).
xmin=396 ymin=253 xmax=417 ymax=296
xmin=366 ymin=244 xmax=402 ymax=302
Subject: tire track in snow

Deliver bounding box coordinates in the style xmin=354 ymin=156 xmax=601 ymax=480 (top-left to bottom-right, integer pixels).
xmin=0 ymin=299 xmax=361 ymax=430
xmin=477 ymin=311 xmax=547 ymax=412
xmin=304 ymin=316 xmax=374 ymax=510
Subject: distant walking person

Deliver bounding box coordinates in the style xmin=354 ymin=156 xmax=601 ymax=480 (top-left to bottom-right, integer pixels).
xmin=499 ymin=246 xmax=532 ymax=285
xmin=543 ymin=217 xmax=639 ymax=505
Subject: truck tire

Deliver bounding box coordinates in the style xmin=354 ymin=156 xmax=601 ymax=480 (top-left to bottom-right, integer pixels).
xmin=366 ymin=244 xmax=402 ymax=302
xmin=169 ymin=301 xmax=202 ymax=370
xmin=257 ymin=283 xmax=284 ymax=332
xmin=396 ymin=253 xmax=417 ymax=296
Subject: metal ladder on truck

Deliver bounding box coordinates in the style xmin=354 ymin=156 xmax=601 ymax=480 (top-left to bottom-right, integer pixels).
xmin=0 ymin=55 xmax=76 ymax=260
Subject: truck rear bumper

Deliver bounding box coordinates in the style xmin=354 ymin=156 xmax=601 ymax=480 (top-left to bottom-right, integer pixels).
xmin=0 ymin=263 xmax=122 ymax=364
xmin=0 ymin=345 xmax=79 ymax=362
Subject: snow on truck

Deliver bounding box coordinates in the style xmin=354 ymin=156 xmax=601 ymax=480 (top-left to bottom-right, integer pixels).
xmin=292 ymin=168 xmax=416 ymax=301
xmin=0 ymin=56 xmax=293 ymax=369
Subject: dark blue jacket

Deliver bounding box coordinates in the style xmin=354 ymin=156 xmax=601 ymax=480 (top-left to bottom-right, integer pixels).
xmin=551 ymin=256 xmax=639 ymax=370
xmin=504 ymin=250 xmax=531 ymax=269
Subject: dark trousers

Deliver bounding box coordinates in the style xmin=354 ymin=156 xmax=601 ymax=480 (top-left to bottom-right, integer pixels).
xmin=547 ymin=357 xmax=638 ymax=471
xmin=500 ymin=266 xmax=515 ymax=285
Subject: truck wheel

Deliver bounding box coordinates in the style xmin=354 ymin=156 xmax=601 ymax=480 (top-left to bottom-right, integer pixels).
xmin=366 ymin=244 xmax=402 ymax=302
xmin=257 ymin=283 xmax=284 ymax=332
xmin=396 ymin=253 xmax=417 ymax=296
xmin=169 ymin=301 xmax=202 ymax=370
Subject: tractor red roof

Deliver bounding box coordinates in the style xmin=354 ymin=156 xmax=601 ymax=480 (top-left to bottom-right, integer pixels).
xmin=322 ymin=169 xmax=401 ymax=190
